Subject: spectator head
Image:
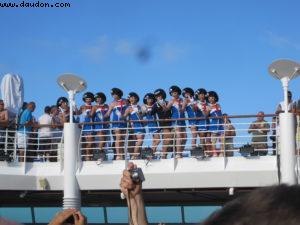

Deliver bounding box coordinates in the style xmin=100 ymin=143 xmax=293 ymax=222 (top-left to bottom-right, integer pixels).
xmin=44 ymin=106 xmax=51 ymax=114
xmin=82 ymin=92 xmax=94 ymax=104
xmin=0 ymin=99 xmax=4 ymax=110
xmin=169 ymin=85 xmax=181 ymax=98
xmin=257 ymin=111 xmax=265 ymax=121
xmin=27 ymin=102 xmax=36 ymax=112
xmin=50 ymin=105 xmax=59 ymax=115
xmin=195 ymin=88 xmax=207 ymax=101
xmin=154 ymin=88 xmax=167 ymax=100
xmin=182 ymin=87 xmax=194 ymax=98
xmin=94 ymin=92 xmax=106 ymax=104
xmin=143 ymin=93 xmax=156 ymax=105
xmin=127 ymin=92 xmax=139 ymax=104
xmin=111 ymin=88 xmax=123 ymax=100
xmin=200 ymin=185 xmax=300 ymax=225
xmin=223 ymin=113 xmax=231 ymax=123
xmin=56 ymin=97 xmax=68 ymax=108
xmin=207 ymin=91 xmax=219 ymax=103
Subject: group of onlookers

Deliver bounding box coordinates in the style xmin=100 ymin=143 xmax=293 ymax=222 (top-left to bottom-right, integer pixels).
xmin=1 ymin=88 xmax=297 ymax=162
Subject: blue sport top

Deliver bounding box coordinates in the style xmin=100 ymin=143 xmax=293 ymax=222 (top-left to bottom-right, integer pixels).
xmin=18 ymin=109 xmax=33 ymax=132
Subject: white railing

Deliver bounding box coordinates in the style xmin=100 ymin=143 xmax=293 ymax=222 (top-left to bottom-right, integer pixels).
xmin=0 ymin=114 xmax=288 ymax=164
xmin=78 ymin=115 xmax=279 ymax=161
xmin=0 ymin=128 xmax=64 ymax=163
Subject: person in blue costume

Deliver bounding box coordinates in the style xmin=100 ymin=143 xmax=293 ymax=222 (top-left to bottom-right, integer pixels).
xmin=123 ymin=92 xmax=145 ymax=159
xmin=181 ymin=87 xmax=198 ymax=149
xmin=207 ymin=91 xmax=224 ymax=157
xmin=194 ymin=88 xmax=210 ymax=152
xmin=165 ymin=85 xmax=187 ymax=158
xmin=91 ymin=92 xmax=109 ymax=153
xmin=153 ymin=89 xmax=172 ymax=159
xmin=105 ymin=88 xmax=128 ymax=160
xmin=141 ymin=93 xmax=161 ymax=154
xmin=79 ymin=92 xmax=94 ymax=161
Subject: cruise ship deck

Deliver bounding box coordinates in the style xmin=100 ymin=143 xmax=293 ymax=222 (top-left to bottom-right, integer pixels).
xmin=0 ymin=114 xmax=299 ymax=224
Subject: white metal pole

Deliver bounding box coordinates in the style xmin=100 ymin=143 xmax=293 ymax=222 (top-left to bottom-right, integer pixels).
xmin=281 ymin=77 xmax=289 ymax=113
xmin=68 ymin=91 xmax=74 ymax=124
xmin=279 ymin=113 xmax=297 ymax=184
xmin=63 ymin=123 xmax=81 ymax=209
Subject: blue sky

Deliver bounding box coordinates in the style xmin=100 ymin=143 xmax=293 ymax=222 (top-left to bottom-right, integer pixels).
xmin=1 ymin=0 xmax=300 ymax=117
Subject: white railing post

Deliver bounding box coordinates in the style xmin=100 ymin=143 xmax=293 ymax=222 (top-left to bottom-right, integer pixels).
xmin=279 ymin=113 xmax=297 ymax=184
xmin=63 ymin=123 xmax=81 ymax=210
xmin=23 ymin=127 xmax=27 ymax=174
xmin=4 ymin=129 xmax=8 ymax=154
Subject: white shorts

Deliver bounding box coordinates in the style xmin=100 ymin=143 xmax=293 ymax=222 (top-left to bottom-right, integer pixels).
xmin=17 ymin=132 xmax=28 ymax=149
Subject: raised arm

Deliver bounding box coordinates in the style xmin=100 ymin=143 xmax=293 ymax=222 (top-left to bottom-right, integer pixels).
xmin=120 ymin=163 xmax=148 ymax=225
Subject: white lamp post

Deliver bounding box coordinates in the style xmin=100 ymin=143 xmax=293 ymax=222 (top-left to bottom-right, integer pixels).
xmin=268 ymin=59 xmax=300 ymax=185
xmin=57 ymin=74 xmax=87 ymax=209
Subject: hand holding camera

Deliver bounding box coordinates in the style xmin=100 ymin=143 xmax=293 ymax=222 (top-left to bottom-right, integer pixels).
xmin=120 ymin=162 xmax=144 ymax=199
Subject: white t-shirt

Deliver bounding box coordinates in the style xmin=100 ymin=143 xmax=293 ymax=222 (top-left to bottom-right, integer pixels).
xmin=38 ymin=113 xmax=52 ymax=138
xmin=278 ymin=101 xmax=294 ymax=112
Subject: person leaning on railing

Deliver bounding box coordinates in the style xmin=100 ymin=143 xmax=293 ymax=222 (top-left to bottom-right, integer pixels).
xmin=194 ymin=88 xmax=210 ymax=152
xmin=17 ymin=101 xmax=37 ymax=162
xmin=91 ymin=92 xmax=110 ymax=155
xmin=79 ymin=92 xmax=95 ymax=161
xmin=181 ymin=87 xmax=198 ymax=149
xmin=206 ymin=91 xmax=224 ymax=157
xmin=165 ymin=86 xmax=187 ymax=158
xmin=153 ymin=89 xmax=172 ymax=159
xmin=248 ymin=111 xmax=270 ymax=156
xmin=123 ymin=92 xmax=146 ymax=160
xmin=141 ymin=93 xmax=161 ymax=154
xmin=38 ymin=106 xmax=53 ymax=161
xmin=105 ymin=88 xmax=128 ymax=160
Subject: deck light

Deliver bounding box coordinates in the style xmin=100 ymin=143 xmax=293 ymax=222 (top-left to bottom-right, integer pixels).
xmin=268 ymin=59 xmax=300 ymax=113
xmin=268 ymin=59 xmax=300 ymax=185
xmin=57 ymin=74 xmax=87 ymax=123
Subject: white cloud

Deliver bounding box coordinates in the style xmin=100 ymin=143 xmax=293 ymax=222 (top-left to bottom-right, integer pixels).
xmin=82 ymin=36 xmax=189 ymax=64
xmin=160 ymin=42 xmax=188 ymax=62
xmin=81 ymin=35 xmax=110 ymax=63
xmin=265 ymin=31 xmax=300 ymax=51
xmin=115 ymin=40 xmax=135 ymax=56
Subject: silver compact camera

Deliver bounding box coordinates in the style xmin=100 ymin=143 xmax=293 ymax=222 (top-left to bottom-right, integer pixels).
xmin=129 ymin=167 xmax=145 ymax=183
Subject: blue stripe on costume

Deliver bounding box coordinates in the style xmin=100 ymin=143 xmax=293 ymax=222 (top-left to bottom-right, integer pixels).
xmin=94 ymin=104 xmax=110 ymax=131
xmin=143 ymin=105 xmax=160 ymax=133
xmin=82 ymin=105 xmax=93 ymax=132
xmin=111 ymin=99 xmax=127 ymax=128
xmin=208 ymin=103 xmax=224 ymax=134
xmin=170 ymin=98 xmax=186 ymax=127
xmin=128 ymin=105 xmax=145 ymax=134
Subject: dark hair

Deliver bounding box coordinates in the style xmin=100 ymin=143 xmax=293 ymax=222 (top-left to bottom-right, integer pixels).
xmin=22 ymin=102 xmax=28 ymax=110
xmin=44 ymin=106 xmax=51 ymax=114
xmin=201 ymin=185 xmax=300 ymax=225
